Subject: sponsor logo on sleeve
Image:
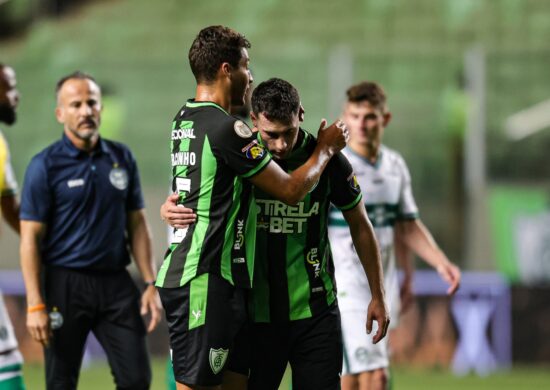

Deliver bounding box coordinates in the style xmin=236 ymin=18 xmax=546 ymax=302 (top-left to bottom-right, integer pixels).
xmin=241 ymin=140 xmax=265 ymax=160
xmin=347 ymin=172 xmax=360 ymax=192
xmin=234 ymin=120 xmax=253 ymax=138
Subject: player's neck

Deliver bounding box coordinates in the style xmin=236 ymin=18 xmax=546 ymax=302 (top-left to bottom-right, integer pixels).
xmin=195 ymin=84 xmax=231 ymax=112
xmin=349 ymin=141 xmax=379 ymax=163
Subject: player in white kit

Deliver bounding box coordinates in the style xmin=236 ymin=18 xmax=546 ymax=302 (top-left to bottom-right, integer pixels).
xmin=328 ymin=81 xmax=461 ymax=390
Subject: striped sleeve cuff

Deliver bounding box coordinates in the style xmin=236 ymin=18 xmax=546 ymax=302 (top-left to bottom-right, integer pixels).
xmin=337 ymin=193 xmax=363 ymax=212
xmin=241 ymin=154 xmax=272 ymax=179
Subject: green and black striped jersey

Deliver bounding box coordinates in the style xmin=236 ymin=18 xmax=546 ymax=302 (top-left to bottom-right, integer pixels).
xmin=250 ymin=129 xmax=362 ymax=323
xmin=156 ymin=100 xmax=272 ymax=289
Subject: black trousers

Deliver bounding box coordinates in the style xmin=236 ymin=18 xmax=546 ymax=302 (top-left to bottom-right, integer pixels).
xmin=43 ymin=267 xmax=151 ymax=390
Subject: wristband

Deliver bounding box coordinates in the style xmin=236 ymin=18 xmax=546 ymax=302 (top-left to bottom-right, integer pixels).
xmin=144 ymin=281 xmax=156 ymax=288
xmin=27 ymin=303 xmax=46 ymax=313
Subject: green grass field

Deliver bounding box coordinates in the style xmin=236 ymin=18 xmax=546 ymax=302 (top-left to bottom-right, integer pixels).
xmin=21 ymin=359 xmax=550 ymax=390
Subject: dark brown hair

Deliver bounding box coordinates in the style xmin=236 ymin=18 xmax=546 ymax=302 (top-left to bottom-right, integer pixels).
xmin=346 ymin=81 xmax=387 ymax=111
xmin=251 ymin=78 xmax=300 ymax=124
xmin=188 ymin=25 xmax=251 ymax=83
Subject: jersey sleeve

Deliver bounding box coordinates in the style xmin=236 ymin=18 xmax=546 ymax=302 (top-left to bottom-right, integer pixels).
xmin=1 ymin=141 xmax=18 ymax=197
xmin=328 ymin=152 xmax=363 ymax=211
xmin=20 ymin=156 xmax=52 ymax=222
xmin=211 ymin=120 xmax=272 ymax=178
xmin=125 ymin=148 xmax=145 ymax=211
xmin=396 ymin=154 xmax=419 ymax=220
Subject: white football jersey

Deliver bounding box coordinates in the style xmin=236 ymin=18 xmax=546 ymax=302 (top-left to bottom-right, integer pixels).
xmin=328 ymin=145 xmax=418 ymax=325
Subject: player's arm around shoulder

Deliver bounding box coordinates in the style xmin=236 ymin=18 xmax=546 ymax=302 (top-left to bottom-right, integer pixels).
xmin=342 ymin=203 xmax=390 ymax=343
xmin=127 ymin=209 xmax=161 ymax=332
xmin=249 ymin=119 xmax=349 ymax=205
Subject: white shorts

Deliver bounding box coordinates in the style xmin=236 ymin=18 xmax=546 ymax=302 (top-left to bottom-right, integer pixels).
xmin=340 ymin=309 xmax=389 ymax=375
xmin=0 ymin=293 xmax=19 ymax=353
xmin=0 ymin=349 xmax=24 ymax=382
xmin=0 ymin=293 xmax=23 ymax=382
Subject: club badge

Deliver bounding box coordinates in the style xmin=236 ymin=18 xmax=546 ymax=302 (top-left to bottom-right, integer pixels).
xmin=49 ymin=307 xmax=64 ymax=330
xmin=209 ymin=348 xmax=229 ymax=374
xmin=109 ymin=165 xmax=129 ymax=190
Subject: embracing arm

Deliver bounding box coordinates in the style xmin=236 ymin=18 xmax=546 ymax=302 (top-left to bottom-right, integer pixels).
xmin=249 ymin=119 xmax=348 ymax=205
xmin=127 ymin=209 xmax=161 ymax=332
xmin=342 ymin=203 xmax=390 ymax=343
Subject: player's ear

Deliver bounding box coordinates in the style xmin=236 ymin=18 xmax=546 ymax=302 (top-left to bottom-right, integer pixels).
xmin=298 ymin=103 xmax=305 ymax=122
xmin=383 ymin=112 xmax=392 ymax=127
xmin=55 ymin=106 xmax=64 ymax=124
xmin=250 ymin=111 xmax=258 ymax=127
xmin=220 ymin=62 xmax=232 ymax=79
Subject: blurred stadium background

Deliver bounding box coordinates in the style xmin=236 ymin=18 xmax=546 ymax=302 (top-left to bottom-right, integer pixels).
xmin=1 ymin=0 xmax=550 ymax=388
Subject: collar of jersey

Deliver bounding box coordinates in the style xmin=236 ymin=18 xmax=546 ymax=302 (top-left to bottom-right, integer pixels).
xmin=61 ymin=133 xmax=111 ymax=158
xmin=185 ymin=100 xmax=229 ymax=115
xmin=346 ymin=145 xmax=383 ymax=169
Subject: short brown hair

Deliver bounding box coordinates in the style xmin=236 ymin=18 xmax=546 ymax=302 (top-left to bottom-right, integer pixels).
xmin=346 ymin=81 xmax=387 ymax=111
xmin=188 ymin=25 xmax=251 ymax=83
xmin=55 ymin=71 xmax=98 ymax=98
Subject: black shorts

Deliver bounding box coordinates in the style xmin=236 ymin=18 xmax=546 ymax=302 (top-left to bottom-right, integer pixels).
xmin=247 ymin=304 xmax=342 ymax=390
xmin=158 ymin=273 xmax=249 ymax=386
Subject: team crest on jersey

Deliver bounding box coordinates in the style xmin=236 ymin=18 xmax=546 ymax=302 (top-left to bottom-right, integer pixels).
xmin=209 ymin=348 xmax=229 ymax=374
xmin=242 ymin=140 xmax=265 ymax=160
xmin=49 ymin=307 xmax=64 ymax=330
xmin=109 ymin=166 xmax=129 ymax=190
xmin=355 ymin=347 xmax=369 ymax=362
xmin=234 ymin=120 xmax=253 ymax=138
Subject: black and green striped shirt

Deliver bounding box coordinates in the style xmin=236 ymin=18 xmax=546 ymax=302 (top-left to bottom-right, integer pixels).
xmin=250 ymin=129 xmax=362 ymax=323
xmin=156 ymin=100 xmax=272 ymax=289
